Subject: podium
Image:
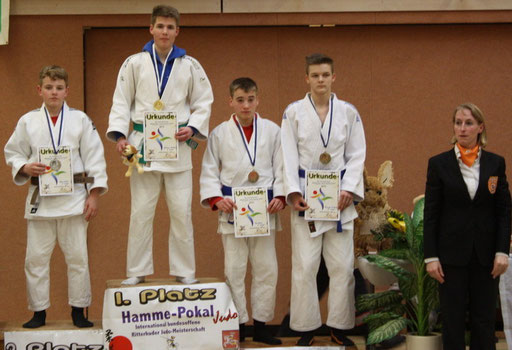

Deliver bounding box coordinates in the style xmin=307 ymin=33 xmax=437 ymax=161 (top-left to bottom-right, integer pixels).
xmin=3 ymin=323 xmax=104 ymax=349
xmin=103 ymin=278 xmax=240 ymax=349
xmin=3 ymin=278 xmax=240 ymax=350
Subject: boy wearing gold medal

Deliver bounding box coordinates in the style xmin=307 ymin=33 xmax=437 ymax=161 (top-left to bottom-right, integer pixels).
xmin=281 ymin=54 xmax=366 ymax=346
xmin=199 ymin=78 xmax=284 ymax=345
xmin=106 ymin=5 xmax=213 ymax=285
xmin=4 ymin=65 xmax=108 ymax=328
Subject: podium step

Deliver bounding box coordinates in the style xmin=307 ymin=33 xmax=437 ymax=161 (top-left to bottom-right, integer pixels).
xmin=3 ymin=322 xmax=104 ymax=350
xmin=106 ymin=277 xmax=223 ymax=288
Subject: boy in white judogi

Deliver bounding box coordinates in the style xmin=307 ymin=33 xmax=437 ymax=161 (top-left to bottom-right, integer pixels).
xmin=106 ymin=5 xmax=213 ymax=285
xmin=200 ymin=78 xmax=284 ymax=345
xmin=4 ymin=65 xmax=108 ymax=328
xmin=281 ymin=54 xmax=366 ymax=346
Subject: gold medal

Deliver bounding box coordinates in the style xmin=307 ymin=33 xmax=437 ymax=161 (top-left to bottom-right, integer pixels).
xmin=248 ymin=170 xmax=259 ymax=183
xmin=319 ymin=152 xmax=331 ymax=164
xmin=50 ymin=159 xmax=62 ymax=171
xmin=153 ymin=100 xmax=164 ymax=111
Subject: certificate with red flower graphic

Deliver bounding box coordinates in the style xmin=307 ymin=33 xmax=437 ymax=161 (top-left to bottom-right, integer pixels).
xmin=38 ymin=146 xmax=74 ymax=196
xmin=143 ymin=111 xmax=178 ymax=161
xmin=305 ymin=169 xmax=340 ymax=221
xmin=233 ymin=186 xmax=270 ymax=238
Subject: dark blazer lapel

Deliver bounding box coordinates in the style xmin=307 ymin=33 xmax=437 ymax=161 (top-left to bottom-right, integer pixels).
xmin=473 ymin=150 xmax=489 ymax=202
xmin=446 ymin=148 xmax=473 ymax=202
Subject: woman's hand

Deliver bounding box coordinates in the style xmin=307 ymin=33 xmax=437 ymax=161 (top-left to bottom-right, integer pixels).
xmin=491 ymin=255 xmax=509 ymax=279
xmin=426 ymin=260 xmax=445 ymax=284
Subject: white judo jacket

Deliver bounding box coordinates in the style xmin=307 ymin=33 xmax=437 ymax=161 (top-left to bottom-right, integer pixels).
xmin=281 ymin=93 xmax=365 ymax=236
xmin=200 ymin=115 xmax=284 ymax=234
xmin=4 ymin=102 xmax=108 ymax=219
xmin=107 ymin=43 xmax=213 ymax=173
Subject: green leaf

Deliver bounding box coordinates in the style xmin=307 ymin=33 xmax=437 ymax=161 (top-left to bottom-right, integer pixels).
xmin=356 ymin=290 xmax=402 ymax=312
xmin=365 ymin=255 xmax=411 ymax=280
xmin=398 ymin=272 xmax=417 ymax=300
xmin=404 ymin=213 xmax=414 ymax=249
xmin=363 ymin=311 xmax=401 ymax=324
xmin=364 ymin=312 xmax=402 ymax=331
xmin=366 ymin=317 xmax=408 ymax=345
xmin=412 ymin=197 xmax=425 ymax=228
xmin=378 ymin=249 xmax=409 ymax=260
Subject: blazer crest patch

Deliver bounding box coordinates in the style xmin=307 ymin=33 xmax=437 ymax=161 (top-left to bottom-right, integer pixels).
xmin=488 ymin=176 xmax=498 ymax=194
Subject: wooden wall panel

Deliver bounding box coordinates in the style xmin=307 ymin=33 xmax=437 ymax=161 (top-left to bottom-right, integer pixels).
xmin=11 ymin=0 xmax=221 ymax=15
xmin=224 ymin=0 xmax=512 ymax=13
xmin=10 ymin=0 xmax=512 ymax=15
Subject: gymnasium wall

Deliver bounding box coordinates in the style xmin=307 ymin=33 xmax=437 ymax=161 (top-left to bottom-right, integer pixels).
xmin=1 ymin=8 xmax=512 ymax=324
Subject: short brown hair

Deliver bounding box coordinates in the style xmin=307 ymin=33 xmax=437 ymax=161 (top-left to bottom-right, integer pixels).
xmin=39 ymin=65 xmax=68 ymax=86
xmin=151 ymin=5 xmax=180 ymax=26
xmin=229 ymin=77 xmax=258 ymax=97
xmin=306 ymin=53 xmax=334 ymax=74
xmin=451 ymin=102 xmax=488 ymax=147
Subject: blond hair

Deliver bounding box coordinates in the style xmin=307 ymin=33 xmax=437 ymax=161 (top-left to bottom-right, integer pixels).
xmin=451 ymin=103 xmax=487 ymax=148
xmin=39 ymin=65 xmax=68 ymax=86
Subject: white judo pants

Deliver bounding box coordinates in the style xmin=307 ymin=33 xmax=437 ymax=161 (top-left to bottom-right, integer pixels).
xmin=290 ymin=214 xmax=355 ymax=331
xmin=221 ymin=232 xmax=278 ymax=324
xmin=126 ymin=170 xmax=196 ymax=278
xmin=25 ymin=215 xmax=91 ymax=311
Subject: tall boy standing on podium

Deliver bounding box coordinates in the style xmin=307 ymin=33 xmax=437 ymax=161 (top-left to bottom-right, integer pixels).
xmin=107 ymin=5 xmax=213 ymax=285
xmin=200 ymin=78 xmax=284 ymax=345
xmin=4 ymin=65 xmax=108 ymax=328
xmin=281 ymin=54 xmax=366 ymax=347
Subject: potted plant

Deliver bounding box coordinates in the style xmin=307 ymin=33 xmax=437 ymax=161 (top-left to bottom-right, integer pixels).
xmin=356 ymin=197 xmax=441 ymax=348
xmin=357 ymin=209 xmax=412 ymax=286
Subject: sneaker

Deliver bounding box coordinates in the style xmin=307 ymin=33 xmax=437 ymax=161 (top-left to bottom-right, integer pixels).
xmin=71 ymin=307 xmax=93 ymax=328
xmin=253 ymin=320 xmax=282 ymax=345
xmin=23 ymin=310 xmax=46 ymax=328
xmin=240 ymin=323 xmax=246 ymax=342
xmin=330 ymin=328 xmax=355 ymax=347
xmin=296 ymin=331 xmax=315 ymax=346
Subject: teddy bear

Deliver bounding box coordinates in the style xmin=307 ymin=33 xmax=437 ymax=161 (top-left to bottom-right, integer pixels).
xmin=354 ymin=160 xmax=395 ymax=257
xmin=121 ymin=144 xmax=144 ymax=177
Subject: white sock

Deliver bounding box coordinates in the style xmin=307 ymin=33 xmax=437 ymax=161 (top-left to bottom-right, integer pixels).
xmin=176 ymin=276 xmax=198 ymax=284
xmin=121 ymin=276 xmax=145 ymax=285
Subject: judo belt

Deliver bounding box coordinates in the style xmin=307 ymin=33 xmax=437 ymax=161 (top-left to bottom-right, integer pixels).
xmin=132 ymin=122 xmax=198 ymax=164
xmin=221 ymin=185 xmax=274 ymax=225
xmin=30 ymin=174 xmax=94 ymax=205
xmin=298 ymin=168 xmax=346 ymax=232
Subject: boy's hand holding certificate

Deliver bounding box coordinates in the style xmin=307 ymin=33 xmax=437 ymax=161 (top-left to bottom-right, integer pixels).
xmin=143 ymin=111 xmax=178 ymax=161
xmin=233 ymin=186 xmax=271 ymax=238
xmin=38 ymin=146 xmax=74 ymax=196
xmin=304 ymin=169 xmax=340 ymax=221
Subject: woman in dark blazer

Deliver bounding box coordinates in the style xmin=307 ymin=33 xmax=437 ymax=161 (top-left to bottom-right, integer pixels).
xmin=424 ymin=103 xmax=511 ymax=350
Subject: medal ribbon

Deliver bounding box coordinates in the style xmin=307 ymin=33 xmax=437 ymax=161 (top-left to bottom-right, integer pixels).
xmin=235 ymin=114 xmax=258 ymax=167
xmin=151 ymin=43 xmax=173 ymax=97
xmin=44 ymin=105 xmax=64 ymax=154
xmin=308 ymin=94 xmax=334 ymax=150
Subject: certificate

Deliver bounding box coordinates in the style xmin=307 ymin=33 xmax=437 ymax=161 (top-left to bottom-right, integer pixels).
xmin=143 ymin=111 xmax=178 ymax=161
xmin=304 ymin=169 xmax=340 ymax=221
xmin=38 ymin=146 xmax=74 ymax=196
xmin=233 ymin=186 xmax=270 ymax=238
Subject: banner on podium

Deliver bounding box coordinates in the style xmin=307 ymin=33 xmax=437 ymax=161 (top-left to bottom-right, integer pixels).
xmin=4 ymin=329 xmax=104 ymax=349
xmin=103 ymin=281 xmax=240 ymax=349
